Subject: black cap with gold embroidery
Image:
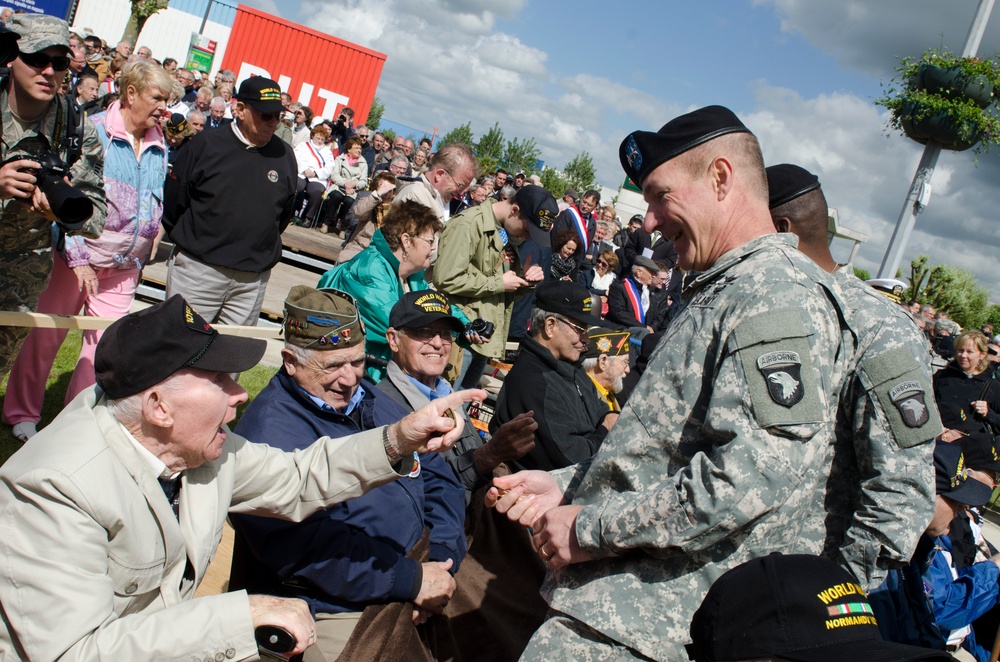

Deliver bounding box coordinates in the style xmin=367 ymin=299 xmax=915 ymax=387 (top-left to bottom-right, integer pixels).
xmin=95 ymin=295 xmax=266 ymax=399
xmin=688 ymin=553 xmax=956 ymax=662
xmin=389 ymin=290 xmax=464 ymax=332
xmin=584 ymin=327 xmax=630 ymax=359
xmin=236 ymin=75 xmax=284 ymax=114
xmin=619 ymin=105 xmax=751 ymax=187
xmin=512 ymin=185 xmax=559 ymax=248
xmin=534 ymin=281 xmax=603 ymax=327
xmin=283 ymin=286 xmax=365 ymax=350
xmin=935 ymin=441 xmax=993 ymax=505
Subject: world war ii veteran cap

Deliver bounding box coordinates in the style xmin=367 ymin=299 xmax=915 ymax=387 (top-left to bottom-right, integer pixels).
xmin=95 ymin=295 xmax=266 ymax=399
xmin=389 ymin=290 xmax=464 ymax=332
xmin=688 ymin=553 xmax=956 ymax=662
xmin=934 ymin=441 xmax=993 ymax=506
xmin=283 ymin=286 xmax=365 ymax=350
xmin=766 ymin=163 xmax=822 ymax=209
xmin=236 ymin=75 xmax=284 ymax=114
xmin=8 ymin=14 xmax=70 ymax=55
xmin=619 ymin=105 xmax=751 ymax=187
xmin=534 ymin=281 xmax=603 ymax=328
xmin=584 ymin=327 xmax=630 ymax=359
xmin=512 ymin=185 xmax=559 ymax=248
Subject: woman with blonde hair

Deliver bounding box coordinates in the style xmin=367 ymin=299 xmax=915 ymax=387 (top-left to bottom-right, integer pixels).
xmin=934 ymin=329 xmax=1000 ymax=443
xmin=4 ymin=59 xmax=171 ymax=441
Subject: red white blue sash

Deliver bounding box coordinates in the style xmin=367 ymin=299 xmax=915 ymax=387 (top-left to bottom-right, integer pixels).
xmin=623 ymin=278 xmax=644 ymax=324
xmin=306 ymin=142 xmax=325 ymax=169
xmin=567 ymin=206 xmax=589 ymax=246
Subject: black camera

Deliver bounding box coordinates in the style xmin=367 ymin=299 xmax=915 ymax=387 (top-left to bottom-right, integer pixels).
xmin=466 ymin=318 xmax=495 ymax=339
xmin=337 ymin=114 xmax=347 ymax=124
xmin=12 ymin=151 xmax=94 ymax=230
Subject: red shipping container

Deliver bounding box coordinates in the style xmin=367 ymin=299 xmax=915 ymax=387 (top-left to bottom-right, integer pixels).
xmin=221 ymin=4 xmax=386 ymax=124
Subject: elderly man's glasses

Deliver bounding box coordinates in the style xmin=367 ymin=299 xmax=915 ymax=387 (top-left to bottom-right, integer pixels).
xmin=554 ymin=315 xmax=588 ymax=339
xmin=20 ymin=52 xmax=71 ymax=72
xmin=401 ymin=327 xmax=457 ymax=343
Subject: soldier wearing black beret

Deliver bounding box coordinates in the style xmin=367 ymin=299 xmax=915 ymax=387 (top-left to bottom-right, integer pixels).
xmin=488 ymin=106 xmax=861 ymax=661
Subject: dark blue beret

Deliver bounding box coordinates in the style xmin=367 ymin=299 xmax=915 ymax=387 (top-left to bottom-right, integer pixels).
xmin=619 ymin=105 xmax=751 ymax=187
xmin=766 ymin=163 xmax=821 ymax=210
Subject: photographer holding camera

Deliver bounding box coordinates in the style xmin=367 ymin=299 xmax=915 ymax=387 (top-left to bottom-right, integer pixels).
xmin=0 ymin=15 xmax=106 ymax=381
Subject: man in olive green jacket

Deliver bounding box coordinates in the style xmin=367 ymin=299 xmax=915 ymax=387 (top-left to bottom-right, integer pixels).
xmin=432 ymin=186 xmax=557 ymax=388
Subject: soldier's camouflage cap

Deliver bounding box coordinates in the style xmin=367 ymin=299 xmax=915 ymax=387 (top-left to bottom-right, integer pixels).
xmin=8 ymin=14 xmax=71 ymax=55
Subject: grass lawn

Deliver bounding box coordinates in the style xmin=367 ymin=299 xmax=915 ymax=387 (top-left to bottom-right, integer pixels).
xmin=0 ymin=331 xmax=278 ymax=465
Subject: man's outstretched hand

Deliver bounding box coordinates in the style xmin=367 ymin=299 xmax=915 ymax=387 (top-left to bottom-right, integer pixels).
xmin=389 ymin=389 xmax=488 ymax=454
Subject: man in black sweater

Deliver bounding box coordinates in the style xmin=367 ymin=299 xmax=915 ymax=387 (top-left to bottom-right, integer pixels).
xmin=163 ymin=76 xmax=296 ymax=326
xmin=491 ymin=281 xmax=614 ymax=472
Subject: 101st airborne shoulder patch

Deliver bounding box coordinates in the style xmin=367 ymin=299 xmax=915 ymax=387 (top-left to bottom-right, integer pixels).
xmin=757 ymin=351 xmax=804 ymax=408
xmin=888 ymin=380 xmax=930 ymax=428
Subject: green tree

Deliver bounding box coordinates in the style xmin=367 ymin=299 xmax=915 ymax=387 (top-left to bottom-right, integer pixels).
xmin=439 ymin=122 xmax=475 ymax=148
xmin=122 ymin=0 xmax=168 ymax=45
xmin=985 ymin=304 xmax=1000 ymax=330
xmin=905 ymin=255 xmax=931 ymax=302
xmin=381 ymin=128 xmax=397 ymax=144
xmin=475 ymin=122 xmax=506 ymax=177
xmin=853 ymin=266 xmax=871 ymax=281
xmin=365 ymin=97 xmax=385 ymax=130
xmin=564 ymin=152 xmax=597 ymax=194
xmin=503 ymin=136 xmax=541 ymax=177
xmin=906 ymin=254 xmax=991 ymax=328
xmin=538 ymin=166 xmax=570 ymax=199
xmin=477 ymin=122 xmax=505 ymax=160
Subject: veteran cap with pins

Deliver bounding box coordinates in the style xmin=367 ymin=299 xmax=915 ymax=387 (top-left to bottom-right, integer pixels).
xmin=282 ymin=286 xmax=365 ymax=350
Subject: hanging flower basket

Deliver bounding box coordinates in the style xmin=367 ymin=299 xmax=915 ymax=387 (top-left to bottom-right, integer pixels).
xmin=898 ymin=102 xmax=982 ymax=151
xmin=875 ymin=49 xmax=1000 ymax=154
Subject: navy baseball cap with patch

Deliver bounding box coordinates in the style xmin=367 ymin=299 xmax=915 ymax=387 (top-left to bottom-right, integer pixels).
xmin=766 ymin=163 xmax=822 ymax=209
xmin=512 ymin=185 xmax=559 ymax=248
xmin=533 ymin=281 xmax=603 ymax=327
xmin=95 ymin=295 xmax=266 ymax=399
xmin=389 ymin=290 xmax=464 ymax=333
xmin=236 ymin=75 xmax=284 ymax=114
xmin=619 ymin=105 xmax=751 ymax=187
xmin=935 ymin=441 xmax=993 ymax=506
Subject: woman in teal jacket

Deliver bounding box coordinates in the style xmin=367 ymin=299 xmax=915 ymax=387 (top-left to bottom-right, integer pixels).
xmin=318 ymin=200 xmax=469 ymax=382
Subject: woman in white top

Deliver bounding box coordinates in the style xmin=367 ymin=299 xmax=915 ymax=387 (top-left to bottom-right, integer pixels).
xmin=582 ymin=249 xmax=619 ymax=317
xmin=292 ymin=124 xmax=335 ymax=227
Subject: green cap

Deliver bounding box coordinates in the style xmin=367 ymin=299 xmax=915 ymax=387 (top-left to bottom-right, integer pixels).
xmin=282 ymin=286 xmax=366 ymax=350
xmin=8 ymin=14 xmax=71 ymax=55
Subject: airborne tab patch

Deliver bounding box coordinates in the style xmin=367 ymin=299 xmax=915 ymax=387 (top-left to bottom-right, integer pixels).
xmin=889 ymin=380 xmax=930 ymax=428
xmin=757 ymin=351 xmax=803 ymax=408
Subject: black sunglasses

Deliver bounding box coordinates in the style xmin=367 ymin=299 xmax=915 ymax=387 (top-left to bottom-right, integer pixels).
xmin=989 ymin=349 xmax=999 ymax=357
xmin=20 ymin=52 xmax=71 ymax=72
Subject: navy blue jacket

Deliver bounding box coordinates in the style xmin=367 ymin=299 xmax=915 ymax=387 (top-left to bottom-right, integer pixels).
xmin=231 ymin=367 xmax=467 ymax=615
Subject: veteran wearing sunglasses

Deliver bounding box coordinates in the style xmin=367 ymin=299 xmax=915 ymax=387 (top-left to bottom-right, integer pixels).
xmin=163 ymin=74 xmax=297 ymax=328
xmin=0 ymin=14 xmax=107 ymax=381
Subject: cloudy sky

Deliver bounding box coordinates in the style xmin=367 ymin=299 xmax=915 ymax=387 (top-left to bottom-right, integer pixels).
xmin=245 ymin=0 xmax=1000 ymax=296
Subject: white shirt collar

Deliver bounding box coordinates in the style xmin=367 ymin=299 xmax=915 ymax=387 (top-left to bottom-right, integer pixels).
xmin=118 ymin=419 xmax=175 ymax=479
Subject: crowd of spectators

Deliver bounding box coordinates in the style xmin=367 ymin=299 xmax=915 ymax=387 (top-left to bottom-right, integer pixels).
xmin=3 ymin=15 xmax=1000 ymax=662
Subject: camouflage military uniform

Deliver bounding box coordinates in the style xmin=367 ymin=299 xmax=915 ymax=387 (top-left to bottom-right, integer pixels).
xmin=524 ymin=234 xmax=852 ymax=661
xmin=0 ymin=85 xmax=106 ymax=377
xmin=822 ymin=265 xmax=941 ymax=591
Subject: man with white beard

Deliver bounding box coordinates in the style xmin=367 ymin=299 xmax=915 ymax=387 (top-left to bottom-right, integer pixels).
xmin=582 ymin=327 xmax=631 ymax=412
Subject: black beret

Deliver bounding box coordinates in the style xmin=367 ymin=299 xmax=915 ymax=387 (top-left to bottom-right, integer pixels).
xmin=766 ymin=163 xmax=821 ymax=209
xmin=619 ymin=105 xmax=751 ymax=187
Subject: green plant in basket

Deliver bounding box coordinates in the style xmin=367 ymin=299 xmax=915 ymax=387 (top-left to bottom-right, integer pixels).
xmin=875 ymin=48 xmax=1000 ymax=154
